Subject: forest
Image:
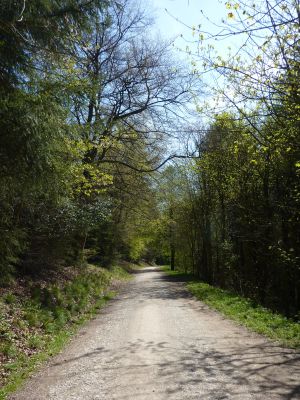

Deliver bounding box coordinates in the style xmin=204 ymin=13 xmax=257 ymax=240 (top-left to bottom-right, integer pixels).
xmin=0 ymin=0 xmax=299 ymax=321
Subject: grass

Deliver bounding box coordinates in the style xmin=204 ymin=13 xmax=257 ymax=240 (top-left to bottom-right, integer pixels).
xmin=0 ymin=264 xmax=132 ymax=399
xmin=161 ymin=266 xmax=300 ymax=349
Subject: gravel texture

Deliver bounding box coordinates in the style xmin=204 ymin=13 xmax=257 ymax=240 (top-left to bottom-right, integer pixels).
xmin=10 ymin=266 xmax=300 ymax=400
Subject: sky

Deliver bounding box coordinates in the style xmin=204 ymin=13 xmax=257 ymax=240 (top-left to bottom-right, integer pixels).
xmin=146 ymin=1 xmax=230 ymax=118
xmin=149 ymin=0 xmax=229 ymax=48
xmin=142 ymin=0 xmax=245 ymax=154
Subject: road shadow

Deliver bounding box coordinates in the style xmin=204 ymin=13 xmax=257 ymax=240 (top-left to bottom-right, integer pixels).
xmin=120 ymin=275 xmax=193 ymax=302
xmin=9 ymin=267 xmax=300 ymax=400
xmin=37 ymin=339 xmax=300 ymax=400
xmin=131 ymin=266 xmax=159 ymax=274
xmin=157 ymin=270 xmax=194 ymax=283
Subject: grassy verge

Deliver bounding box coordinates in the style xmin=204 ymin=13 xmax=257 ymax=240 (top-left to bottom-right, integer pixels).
xmin=0 ymin=264 xmax=132 ymax=399
xmin=161 ymin=267 xmax=300 ymax=349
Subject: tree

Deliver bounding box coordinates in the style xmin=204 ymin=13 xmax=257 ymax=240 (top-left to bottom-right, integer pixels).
xmin=190 ymin=0 xmax=299 ymax=133
xmin=154 ymin=111 xmax=299 ymax=317
xmin=63 ymin=0 xmax=195 ymax=173
xmin=0 ymin=0 xmax=196 ymax=278
xmin=0 ymin=0 xmax=104 ymax=87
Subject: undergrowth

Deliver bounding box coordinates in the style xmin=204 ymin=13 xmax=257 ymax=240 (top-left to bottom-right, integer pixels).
xmin=0 ymin=264 xmax=132 ymax=399
xmin=161 ymin=267 xmax=300 ymax=349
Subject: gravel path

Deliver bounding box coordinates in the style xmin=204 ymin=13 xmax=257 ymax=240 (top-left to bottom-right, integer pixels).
xmin=10 ymin=266 xmax=300 ymax=400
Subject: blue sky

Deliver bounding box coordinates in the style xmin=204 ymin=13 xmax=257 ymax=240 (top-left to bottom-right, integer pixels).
xmin=143 ymin=1 xmax=231 ymax=145
xmin=149 ymin=0 xmax=227 ymax=43
xmin=147 ymin=1 xmax=231 ymax=113
xmin=145 ymin=0 xmax=248 ymax=130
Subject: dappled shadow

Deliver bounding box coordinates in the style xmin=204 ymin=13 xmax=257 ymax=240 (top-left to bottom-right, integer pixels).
xmin=157 ymin=271 xmax=193 ymax=283
xmin=10 ymin=267 xmax=300 ymax=400
xmin=131 ymin=266 xmax=159 ymax=274
xmin=36 ymin=339 xmax=300 ymax=400
xmin=118 ymin=276 xmax=193 ymax=303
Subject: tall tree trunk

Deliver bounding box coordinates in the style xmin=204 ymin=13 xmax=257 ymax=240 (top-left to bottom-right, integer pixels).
xmin=169 ymin=207 xmax=175 ymax=271
xmin=170 ymin=243 xmax=175 ymax=271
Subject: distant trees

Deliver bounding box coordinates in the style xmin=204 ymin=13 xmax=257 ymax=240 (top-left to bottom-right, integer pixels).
xmin=153 ymin=111 xmax=299 ymax=318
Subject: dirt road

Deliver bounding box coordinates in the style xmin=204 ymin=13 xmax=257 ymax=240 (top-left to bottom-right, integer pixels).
xmin=10 ymin=267 xmax=300 ymax=400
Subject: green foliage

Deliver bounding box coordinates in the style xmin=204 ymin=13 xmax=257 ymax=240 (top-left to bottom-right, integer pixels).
xmin=128 ymin=237 xmax=146 ymax=262
xmin=0 ymin=0 xmax=171 ymax=276
xmin=22 ymin=268 xmax=113 ymax=331
xmin=162 ymin=268 xmax=300 ymax=348
xmin=0 ymin=0 xmax=102 ymax=86
xmin=0 ymin=343 xmax=19 ymax=358
xmin=152 ymin=109 xmax=300 ymax=317
xmin=185 ymin=1 xmax=300 ymax=316
xmin=0 ymin=86 xmax=69 ymax=274
xmin=3 ymin=293 xmax=17 ymax=305
xmin=187 ymin=281 xmax=300 ymax=348
xmin=27 ymin=335 xmax=44 ymax=350
xmin=0 ymin=264 xmax=131 ymax=398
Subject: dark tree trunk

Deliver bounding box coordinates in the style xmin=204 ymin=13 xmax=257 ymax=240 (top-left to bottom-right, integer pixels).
xmin=169 ymin=206 xmax=175 ymax=271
